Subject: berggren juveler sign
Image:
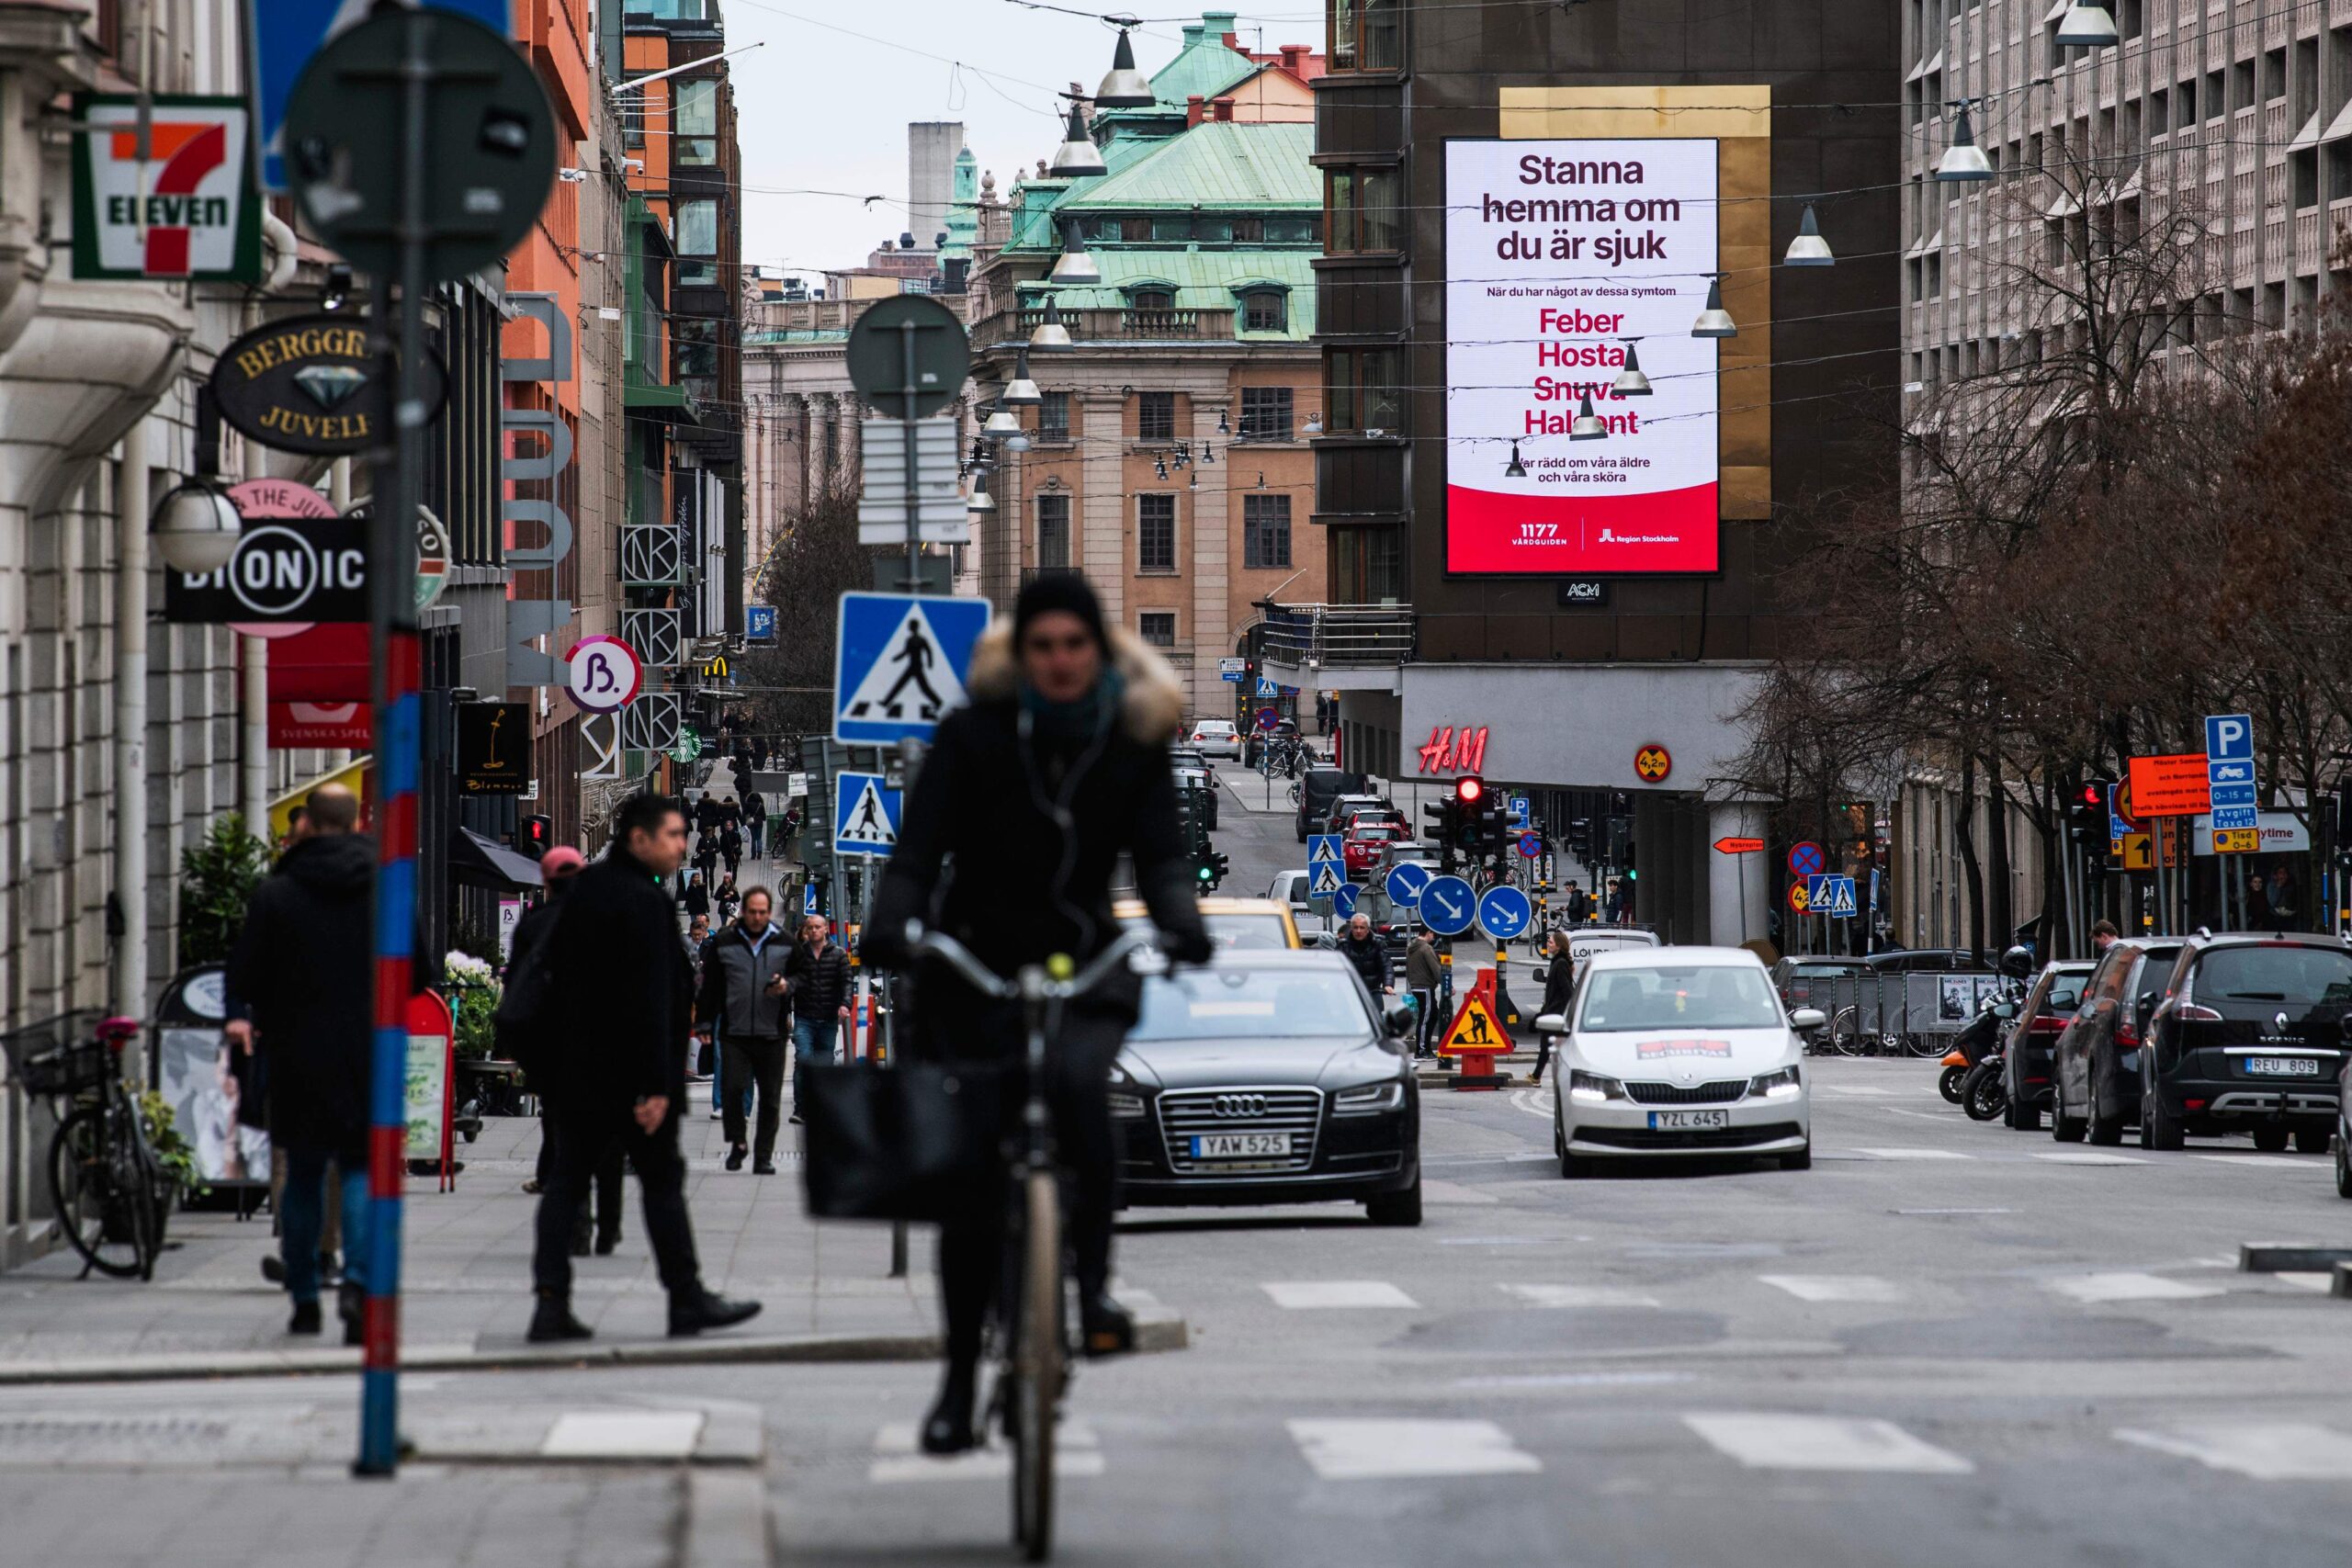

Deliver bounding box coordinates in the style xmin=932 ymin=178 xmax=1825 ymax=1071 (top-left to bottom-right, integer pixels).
xmin=209 ymin=313 xmax=447 ymax=456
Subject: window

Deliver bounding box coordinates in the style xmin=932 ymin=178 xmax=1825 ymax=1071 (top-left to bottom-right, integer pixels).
xmin=675 ymin=198 xmax=718 ymax=288
xmin=1328 ymin=168 xmax=1399 ymax=253
xmin=1238 ymin=386 xmax=1294 ymax=440
xmin=1329 ymin=525 xmax=1404 ymax=603
xmin=1241 ymin=289 xmax=1287 ymax=333
xmin=1039 ymin=390 xmax=1070 ymax=439
xmin=1137 ymin=390 xmax=1177 ymax=441
xmin=1138 ymin=493 xmax=1177 ymax=571
xmin=1326 ymin=346 xmax=1405 ymax=433
xmin=1036 ymin=493 xmax=1070 ymax=569
xmin=675 ymin=78 xmax=718 ymax=166
xmin=1329 ymin=0 xmax=1399 ymax=71
xmin=1138 ymin=611 xmax=1177 ymax=648
xmin=1244 ymin=493 xmax=1292 ymax=569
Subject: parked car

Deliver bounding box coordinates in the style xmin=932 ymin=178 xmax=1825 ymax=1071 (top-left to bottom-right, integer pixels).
xmin=1186 ymin=719 xmax=1241 ymax=760
xmin=1864 ymin=948 xmax=1981 ymax=973
xmin=1112 ymin=950 xmax=1422 ymax=1224
xmin=1294 ymin=767 xmax=1368 ymax=842
xmin=1117 ymin=896 xmax=1300 ymax=951
xmin=1999 ymin=960 xmax=2096 ymax=1131
xmin=1168 ymin=745 xmax=1216 ymax=774
xmin=2139 ymin=931 xmax=2352 ymax=1154
xmin=1767 ymin=956 xmax=1870 ymax=1009
xmin=1564 ymin=926 xmax=1662 ymax=972
xmin=1323 ymin=793 xmax=1396 ymax=837
xmin=1540 ymin=946 xmax=1817 ymax=1176
xmin=1173 ymin=766 xmax=1218 ymax=828
xmin=2051 ymin=937 xmax=2187 ymax=1145
xmin=1342 ymin=819 xmax=1409 ymax=875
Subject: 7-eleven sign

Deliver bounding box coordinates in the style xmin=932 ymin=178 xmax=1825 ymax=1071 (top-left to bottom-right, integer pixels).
xmin=71 ymin=95 xmax=261 ymax=283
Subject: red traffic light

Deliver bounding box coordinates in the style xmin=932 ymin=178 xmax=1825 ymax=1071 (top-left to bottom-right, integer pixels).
xmin=2079 ymin=782 xmax=2106 ymax=808
xmin=1454 ymin=775 xmax=1485 ymax=806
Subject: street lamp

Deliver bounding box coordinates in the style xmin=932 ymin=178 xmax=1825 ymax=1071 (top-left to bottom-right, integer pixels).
xmin=2054 ymin=3 xmax=2118 ymax=48
xmin=1003 ymin=347 xmax=1042 ymax=405
xmin=1502 ymin=440 xmax=1527 ymax=479
xmin=1049 ymin=220 xmax=1102 ymax=286
xmin=1690 ymin=275 xmax=1737 ymax=338
xmin=1569 ymin=390 xmax=1607 ymax=441
xmin=1611 ymin=339 xmax=1652 ymax=396
xmin=1030 ymin=293 xmax=1074 ymax=351
xmin=150 ymin=479 xmax=242 ymax=573
xmin=1783 ymin=203 xmax=1835 ymax=265
xmin=1049 ymin=100 xmax=1106 ymax=178
xmin=1937 ymin=102 xmax=1994 ymax=182
xmin=1094 ymin=24 xmax=1156 ymax=107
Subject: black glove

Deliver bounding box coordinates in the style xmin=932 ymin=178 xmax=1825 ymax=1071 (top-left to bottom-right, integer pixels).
xmin=1165 ymin=927 xmax=1215 ymax=966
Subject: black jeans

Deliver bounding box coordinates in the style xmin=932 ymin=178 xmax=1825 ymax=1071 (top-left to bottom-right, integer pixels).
xmin=719 ymin=1035 xmax=786 ymax=1162
xmin=534 ymin=1106 xmax=701 ymax=1301
xmin=934 ymin=1007 xmax=1125 ymax=1370
xmin=1532 ymin=1033 xmax=1555 ymax=1080
xmin=536 ymin=1110 xmax=623 ymax=1245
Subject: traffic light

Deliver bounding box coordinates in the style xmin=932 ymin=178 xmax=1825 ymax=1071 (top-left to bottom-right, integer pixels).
xmin=1566 ymin=817 xmax=1594 ymax=863
xmin=1424 ymin=796 xmax=1461 ymax=872
xmin=1452 ymin=775 xmax=1488 ymax=855
xmin=519 ymin=815 xmax=552 ymax=859
xmin=2068 ymin=777 xmax=2111 ymax=847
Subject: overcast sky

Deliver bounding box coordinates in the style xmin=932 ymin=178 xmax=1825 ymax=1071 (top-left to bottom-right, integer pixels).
xmin=723 ymin=1 xmax=1326 ymax=283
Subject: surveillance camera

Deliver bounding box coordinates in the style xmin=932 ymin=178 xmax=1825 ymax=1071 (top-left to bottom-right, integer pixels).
xmin=557 ymin=167 xmax=589 ymax=184
xmin=623 ymin=157 xmax=646 ymax=171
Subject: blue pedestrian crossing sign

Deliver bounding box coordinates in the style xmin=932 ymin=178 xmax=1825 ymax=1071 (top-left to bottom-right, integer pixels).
xmin=1307 ymin=861 xmax=1346 ymax=900
xmin=1332 ymin=884 xmax=1360 ymax=920
xmin=1476 ymin=884 xmax=1534 ymax=942
xmin=1384 ymin=861 xmax=1432 ymax=906
xmin=803 ymin=883 xmax=820 ymax=916
xmin=832 ymin=772 xmax=902 ymax=857
xmin=1306 ymin=833 xmax=1343 ymax=865
xmin=832 ymin=592 xmax=991 ymax=745
xmin=1419 ymin=874 xmax=1476 ymax=937
xmin=1805 ymin=874 xmax=1859 ymax=919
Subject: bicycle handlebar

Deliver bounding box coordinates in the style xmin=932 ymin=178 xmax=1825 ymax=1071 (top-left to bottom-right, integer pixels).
xmin=899 ymin=922 xmax=1162 ymax=1002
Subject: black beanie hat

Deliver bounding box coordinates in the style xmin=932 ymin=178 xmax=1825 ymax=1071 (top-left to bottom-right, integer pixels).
xmin=1012 ymin=571 xmax=1109 ymax=652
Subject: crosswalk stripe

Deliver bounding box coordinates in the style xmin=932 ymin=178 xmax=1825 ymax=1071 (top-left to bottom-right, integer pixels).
xmin=1819 ymin=1087 xmax=1904 ymax=1098
xmin=1851 ymin=1147 xmax=1974 ymax=1161
xmin=1683 ymin=1413 xmax=1973 ymax=1474
xmin=2032 ymin=1152 xmax=2147 ymax=1166
xmin=2044 ymin=1272 xmax=2225 ymax=1303
xmin=1757 ymin=1274 xmax=1905 ymax=1303
xmin=2115 ymin=1423 xmax=2352 ymax=1480
xmin=1287 ymin=1418 xmax=1542 ymax=1480
xmin=1263 ymin=1280 xmax=1419 ymax=1309
xmin=867 ymin=1421 xmax=1104 ymax=1484
xmin=1498 ymin=1283 xmax=1661 ymax=1308
xmin=2192 ymin=1154 xmax=2323 ymax=1169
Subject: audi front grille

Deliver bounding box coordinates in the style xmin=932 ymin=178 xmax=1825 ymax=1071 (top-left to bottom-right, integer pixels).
xmin=1158 ymin=1087 xmax=1323 ymax=1174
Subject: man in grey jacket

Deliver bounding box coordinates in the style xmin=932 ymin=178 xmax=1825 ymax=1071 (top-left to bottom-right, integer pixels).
xmin=1403 ymin=925 xmax=1443 ymax=1059
xmin=694 ymin=886 xmax=791 ymax=1173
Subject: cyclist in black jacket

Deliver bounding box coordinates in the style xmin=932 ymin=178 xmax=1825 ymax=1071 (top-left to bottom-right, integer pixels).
xmin=867 ymin=575 xmax=1211 ymax=1456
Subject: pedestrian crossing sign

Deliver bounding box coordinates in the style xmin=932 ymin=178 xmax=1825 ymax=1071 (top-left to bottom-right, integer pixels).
xmin=832 ymin=592 xmax=991 ymax=745
xmin=1438 ymin=993 xmax=1507 ymax=1055
xmin=1308 ymin=861 xmax=1345 ymax=899
xmin=832 ymin=771 xmax=901 ymax=857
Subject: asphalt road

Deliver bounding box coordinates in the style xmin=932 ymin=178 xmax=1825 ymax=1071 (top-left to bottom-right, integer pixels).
xmin=750 ymin=774 xmax=2352 ymax=1565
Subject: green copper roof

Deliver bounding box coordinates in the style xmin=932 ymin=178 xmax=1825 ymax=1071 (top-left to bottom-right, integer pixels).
xmin=1144 ymin=13 xmax=1258 ymax=108
xmin=1019 ymin=248 xmax=1317 ymax=341
xmin=1059 ymin=122 xmax=1315 ymax=211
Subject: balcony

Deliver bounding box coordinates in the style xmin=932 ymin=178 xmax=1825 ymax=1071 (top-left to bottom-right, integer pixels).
xmin=971 ymin=308 xmax=1235 ymax=350
xmin=1257 ymin=603 xmax=1415 ymax=690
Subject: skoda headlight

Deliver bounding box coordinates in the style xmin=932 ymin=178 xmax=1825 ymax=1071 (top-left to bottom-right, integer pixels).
xmin=1332 ymin=1080 xmax=1405 ymax=1116
xmin=1567 ymin=1069 xmax=1627 ymax=1104
xmin=1749 ymin=1065 xmax=1803 ymax=1100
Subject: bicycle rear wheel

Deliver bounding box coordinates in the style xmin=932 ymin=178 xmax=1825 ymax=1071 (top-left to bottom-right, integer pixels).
xmin=49 ymin=1106 xmax=146 ymax=1279
xmin=1012 ymin=1169 xmax=1062 ymax=1562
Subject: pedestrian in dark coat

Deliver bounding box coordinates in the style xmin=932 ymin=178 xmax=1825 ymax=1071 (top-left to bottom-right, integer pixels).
xmin=1403 ymin=927 xmax=1443 ymax=1058
xmin=525 ymin=794 xmax=760 ymax=1345
xmin=224 ymin=784 xmax=373 ymax=1341
xmin=1338 ymin=912 xmax=1391 ymax=996
xmin=741 ymin=788 xmax=767 ymax=860
xmin=781 ymin=913 xmax=854 ymax=1120
xmin=514 ymin=848 xmax=621 ymax=1252
xmin=682 ymin=872 xmax=710 ymax=922
xmin=1532 ymin=931 xmax=1577 ymax=1087
xmin=695 ymin=887 xmax=794 ymax=1170
xmin=719 ymin=823 xmax=743 ymax=879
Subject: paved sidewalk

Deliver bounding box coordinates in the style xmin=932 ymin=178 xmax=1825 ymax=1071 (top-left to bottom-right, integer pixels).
xmin=0 ymin=1081 xmax=938 ymax=1380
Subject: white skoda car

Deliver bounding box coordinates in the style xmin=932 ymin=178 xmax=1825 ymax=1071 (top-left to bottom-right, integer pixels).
xmin=1541 ymin=947 xmax=1818 ymax=1176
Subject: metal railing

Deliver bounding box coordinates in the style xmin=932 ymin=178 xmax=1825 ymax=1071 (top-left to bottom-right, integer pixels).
xmin=1258 ymin=603 xmax=1417 ymax=668
xmin=971 ymin=307 xmax=1238 ymax=349
xmin=1781 ymin=971 xmax=2003 ymax=1055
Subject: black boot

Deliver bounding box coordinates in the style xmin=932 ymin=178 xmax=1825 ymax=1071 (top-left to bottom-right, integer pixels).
xmin=668 ymin=1289 xmax=762 ymax=1337
xmin=920 ymin=1359 xmax=978 ymax=1455
xmin=594 ymin=1229 xmax=620 ymax=1257
xmin=1080 ymin=1292 xmax=1135 ymax=1358
xmin=527 ymin=1293 xmax=594 ymax=1343
xmin=337 ymin=1281 xmax=367 ymax=1348
xmin=725 ymin=1145 xmax=748 ymax=1172
xmin=288 ymin=1300 xmax=322 ymax=1336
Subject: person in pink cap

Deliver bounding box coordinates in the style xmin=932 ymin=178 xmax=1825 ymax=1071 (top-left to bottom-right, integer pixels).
xmin=512 ymin=843 xmax=620 ymax=1253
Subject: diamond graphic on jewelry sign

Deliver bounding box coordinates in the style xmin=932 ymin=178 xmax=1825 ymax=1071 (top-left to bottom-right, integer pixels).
xmin=292 ymin=365 xmax=368 ymax=410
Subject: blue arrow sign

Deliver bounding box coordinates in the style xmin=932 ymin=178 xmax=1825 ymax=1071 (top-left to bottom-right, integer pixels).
xmin=1419 ymin=874 xmax=1476 ymax=937
xmin=1384 ymin=861 xmax=1432 ymax=906
xmin=832 ymin=592 xmax=991 ymax=745
xmin=832 ymin=772 xmax=901 ymax=857
xmin=1476 ymin=884 xmax=1534 ymax=942
xmin=1306 ymin=833 xmax=1343 ymax=866
xmin=1332 ymin=884 xmax=1360 ymax=920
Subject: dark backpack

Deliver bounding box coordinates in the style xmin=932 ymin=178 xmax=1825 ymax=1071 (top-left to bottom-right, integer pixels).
xmin=493 ymin=899 xmax=570 ymax=1079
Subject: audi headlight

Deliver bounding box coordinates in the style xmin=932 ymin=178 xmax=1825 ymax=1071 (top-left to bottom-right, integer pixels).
xmin=1332 ymin=1080 xmax=1405 ymax=1116
xmin=1567 ymin=1069 xmax=1627 ymax=1104
xmin=1107 ymin=1091 xmax=1148 ymax=1120
xmin=1749 ymin=1065 xmax=1803 ymax=1100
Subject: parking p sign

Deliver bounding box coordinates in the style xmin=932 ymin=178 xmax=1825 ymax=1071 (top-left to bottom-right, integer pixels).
xmin=2204 ymin=713 xmax=2258 ymax=833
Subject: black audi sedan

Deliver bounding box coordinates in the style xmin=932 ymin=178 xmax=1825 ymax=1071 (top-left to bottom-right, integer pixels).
xmin=1112 ymin=950 xmax=1422 ymax=1224
xmin=2139 ymin=931 xmax=2351 ymax=1154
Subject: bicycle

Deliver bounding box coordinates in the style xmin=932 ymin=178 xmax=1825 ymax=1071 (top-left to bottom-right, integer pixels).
xmin=901 ymin=921 xmax=1159 ymax=1563
xmin=20 ymin=1016 xmax=168 ymax=1280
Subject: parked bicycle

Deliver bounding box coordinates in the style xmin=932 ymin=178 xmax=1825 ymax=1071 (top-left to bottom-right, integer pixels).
xmin=21 ymin=1016 xmax=169 ymax=1280
xmin=901 ymin=921 xmax=1162 ymax=1562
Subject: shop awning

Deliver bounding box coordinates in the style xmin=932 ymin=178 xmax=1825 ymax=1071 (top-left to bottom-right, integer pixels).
xmin=268 ymin=756 xmax=369 ymax=843
xmin=450 ymin=826 xmax=543 ymax=891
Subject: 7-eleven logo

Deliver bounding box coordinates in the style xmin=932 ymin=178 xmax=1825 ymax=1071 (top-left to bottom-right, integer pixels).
xmin=110 ymin=122 xmax=229 ymax=276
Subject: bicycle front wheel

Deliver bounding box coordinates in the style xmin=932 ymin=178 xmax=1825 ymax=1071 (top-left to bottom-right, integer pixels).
xmin=50 ymin=1107 xmax=147 ymax=1279
xmin=1012 ymin=1169 xmax=1062 ymax=1562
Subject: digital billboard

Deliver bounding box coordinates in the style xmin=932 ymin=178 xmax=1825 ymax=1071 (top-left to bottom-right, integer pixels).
xmin=1444 ymin=137 xmax=1721 ymax=574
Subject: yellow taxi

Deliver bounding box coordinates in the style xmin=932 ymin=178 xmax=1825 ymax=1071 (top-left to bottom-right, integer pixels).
xmin=1114 ymin=896 xmax=1302 ymax=951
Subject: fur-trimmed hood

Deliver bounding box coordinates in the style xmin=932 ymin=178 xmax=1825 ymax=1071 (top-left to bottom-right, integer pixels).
xmin=965 ymin=620 xmax=1187 ymax=746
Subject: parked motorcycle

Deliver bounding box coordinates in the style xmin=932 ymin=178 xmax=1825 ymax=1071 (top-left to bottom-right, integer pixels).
xmin=1962 ymin=1047 xmax=2008 ymax=1121
xmin=1939 ymin=1047 xmax=1971 ymax=1104
xmin=1952 ymin=988 xmax=2022 ymax=1122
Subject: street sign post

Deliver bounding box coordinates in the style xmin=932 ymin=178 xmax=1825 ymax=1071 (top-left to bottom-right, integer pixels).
xmin=1476 ymin=885 xmax=1534 ymax=942
xmin=745 ymin=605 xmax=777 ymax=645
xmin=1788 ymin=841 xmax=1826 ymax=878
xmin=2204 ymin=713 xmax=2257 ymax=833
xmin=1384 ymin=861 xmax=1432 ymax=907
xmin=1419 ymin=874 xmax=1476 ymax=937
xmin=283 ymin=1 xmax=559 ymax=1476
xmin=1332 ymin=884 xmax=1360 ymax=920
xmin=1255 ymin=707 xmax=1283 ymax=732
xmin=832 ymin=772 xmax=903 ymax=856
xmin=1713 ymin=836 xmax=1764 ymax=855
xmin=846 ymin=294 xmax=971 ymax=592
xmin=1218 ymin=657 xmax=1247 ymax=682
xmin=1306 ymin=833 xmax=1344 ymax=905
xmin=831 ymin=592 xmax=989 ymax=745
xmin=1517 ymin=831 xmax=1544 ymax=859
xmin=562 ymin=636 xmax=641 ymax=714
